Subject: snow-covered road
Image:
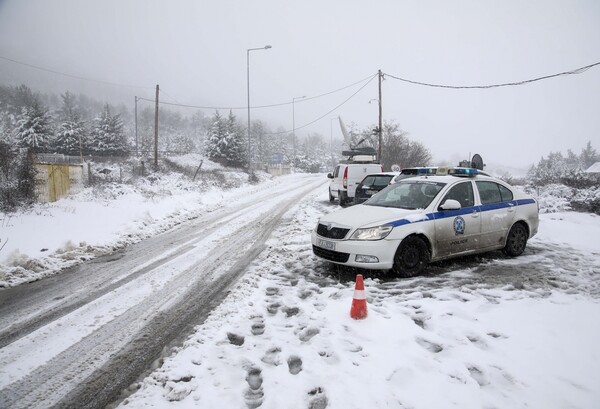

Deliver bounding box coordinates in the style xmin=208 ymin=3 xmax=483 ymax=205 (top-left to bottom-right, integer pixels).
xmin=0 ymin=174 xmax=326 ymax=408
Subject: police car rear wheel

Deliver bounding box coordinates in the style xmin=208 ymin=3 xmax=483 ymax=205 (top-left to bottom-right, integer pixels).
xmin=393 ymin=236 xmax=430 ymax=278
xmin=503 ymin=223 xmax=527 ymax=257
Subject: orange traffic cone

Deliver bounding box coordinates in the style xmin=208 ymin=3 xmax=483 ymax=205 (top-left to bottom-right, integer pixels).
xmin=350 ymin=274 xmax=368 ymax=320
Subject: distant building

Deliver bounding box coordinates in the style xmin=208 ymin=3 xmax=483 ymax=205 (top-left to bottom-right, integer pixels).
xmin=585 ymin=162 xmax=600 ymax=183
xmin=585 ymin=162 xmax=600 ymax=174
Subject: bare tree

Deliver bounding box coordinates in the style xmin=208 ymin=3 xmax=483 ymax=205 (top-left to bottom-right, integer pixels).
xmin=359 ymin=121 xmax=431 ymax=170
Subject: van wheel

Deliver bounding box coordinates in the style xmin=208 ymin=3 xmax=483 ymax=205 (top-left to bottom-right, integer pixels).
xmin=503 ymin=223 xmax=528 ymax=257
xmin=393 ymin=236 xmax=430 ymax=278
xmin=339 ymin=191 xmax=348 ymax=207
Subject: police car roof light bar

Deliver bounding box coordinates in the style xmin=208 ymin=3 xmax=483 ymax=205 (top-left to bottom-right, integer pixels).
xmin=448 ymin=167 xmax=478 ymax=177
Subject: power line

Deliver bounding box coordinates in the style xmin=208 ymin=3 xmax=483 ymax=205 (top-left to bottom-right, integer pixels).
xmin=265 ymin=73 xmax=378 ymax=135
xmin=0 ymin=55 xmax=155 ymax=90
xmin=136 ymin=74 xmax=377 ymax=110
xmin=384 ymin=61 xmax=600 ymax=89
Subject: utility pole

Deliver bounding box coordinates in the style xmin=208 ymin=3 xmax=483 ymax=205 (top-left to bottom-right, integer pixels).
xmin=134 ymin=96 xmax=138 ymax=157
xmin=378 ymin=69 xmax=383 ymax=164
xmin=154 ymin=85 xmax=159 ymax=168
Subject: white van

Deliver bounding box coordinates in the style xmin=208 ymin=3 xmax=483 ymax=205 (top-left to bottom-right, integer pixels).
xmin=328 ymin=160 xmax=383 ymax=206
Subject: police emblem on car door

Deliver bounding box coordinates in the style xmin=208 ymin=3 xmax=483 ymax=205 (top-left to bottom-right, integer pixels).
xmin=434 ymin=181 xmax=482 ymax=257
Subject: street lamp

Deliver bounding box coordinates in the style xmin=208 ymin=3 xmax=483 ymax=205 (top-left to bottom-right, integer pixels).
xmin=292 ymin=95 xmax=305 ymax=167
xmin=330 ymin=117 xmax=337 ymax=169
xmin=247 ymin=45 xmax=272 ymax=173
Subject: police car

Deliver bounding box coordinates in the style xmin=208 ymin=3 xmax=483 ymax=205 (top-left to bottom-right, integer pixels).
xmin=312 ymin=167 xmax=539 ymax=277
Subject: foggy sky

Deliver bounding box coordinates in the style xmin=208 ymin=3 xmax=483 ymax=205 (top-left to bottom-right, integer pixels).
xmin=1 ymin=0 xmax=599 ymax=170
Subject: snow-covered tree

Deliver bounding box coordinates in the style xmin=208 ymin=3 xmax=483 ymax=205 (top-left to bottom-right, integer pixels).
xmin=205 ymin=110 xmax=227 ymax=162
xmin=54 ymin=91 xmax=86 ymax=156
xmin=224 ymin=110 xmax=246 ymax=167
xmin=14 ymin=98 xmax=53 ymax=151
xmin=580 ymin=141 xmax=599 ymax=169
xmin=171 ymin=132 xmax=196 ymax=153
xmin=204 ymin=111 xmax=246 ymax=167
xmin=89 ymin=104 xmax=129 ymax=156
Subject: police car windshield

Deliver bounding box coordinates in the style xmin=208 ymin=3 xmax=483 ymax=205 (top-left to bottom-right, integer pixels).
xmin=365 ymin=181 xmax=445 ymax=209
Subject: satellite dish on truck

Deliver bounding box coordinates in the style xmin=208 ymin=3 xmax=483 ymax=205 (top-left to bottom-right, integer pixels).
xmin=471 ymin=154 xmax=484 ymax=170
xmin=338 ymin=116 xmax=351 ymax=147
xmin=337 ymin=116 xmax=378 ymax=163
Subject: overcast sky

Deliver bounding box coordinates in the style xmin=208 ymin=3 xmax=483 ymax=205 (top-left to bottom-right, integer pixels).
xmin=0 ymin=0 xmax=598 ymax=170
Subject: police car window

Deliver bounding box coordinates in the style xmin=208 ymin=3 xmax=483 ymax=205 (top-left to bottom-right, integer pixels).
xmin=441 ymin=181 xmax=474 ymax=208
xmin=499 ymin=184 xmax=513 ymax=201
xmin=476 ymin=181 xmax=505 ymax=204
xmin=366 ymin=181 xmax=443 ymax=209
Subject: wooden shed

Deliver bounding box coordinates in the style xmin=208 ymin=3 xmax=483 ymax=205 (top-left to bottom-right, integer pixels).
xmin=34 ymin=154 xmax=84 ymax=203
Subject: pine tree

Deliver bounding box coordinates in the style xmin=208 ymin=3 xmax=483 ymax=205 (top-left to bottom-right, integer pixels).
xmin=54 ymin=91 xmax=86 ymax=156
xmin=205 ymin=111 xmax=227 ymax=163
xmin=90 ymin=104 xmax=129 ymax=156
xmin=224 ymin=110 xmax=246 ymax=167
xmin=580 ymin=141 xmax=598 ymax=169
xmin=14 ymin=98 xmax=53 ymax=152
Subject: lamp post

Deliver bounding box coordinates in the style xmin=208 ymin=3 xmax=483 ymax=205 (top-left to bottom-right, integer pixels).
xmin=247 ymin=45 xmax=272 ymax=173
xmin=292 ymin=95 xmax=305 ymax=167
xmin=330 ymin=117 xmax=337 ymax=169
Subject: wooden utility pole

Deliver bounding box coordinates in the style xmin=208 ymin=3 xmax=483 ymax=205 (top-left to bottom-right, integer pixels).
xmin=378 ymin=69 xmax=383 ymax=163
xmin=154 ymin=85 xmax=159 ymax=168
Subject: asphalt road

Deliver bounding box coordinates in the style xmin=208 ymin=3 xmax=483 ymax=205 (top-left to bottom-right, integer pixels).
xmin=0 ymin=175 xmax=325 ymax=409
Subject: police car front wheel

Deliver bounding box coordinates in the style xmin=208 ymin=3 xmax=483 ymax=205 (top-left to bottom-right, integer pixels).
xmin=393 ymin=236 xmax=431 ymax=278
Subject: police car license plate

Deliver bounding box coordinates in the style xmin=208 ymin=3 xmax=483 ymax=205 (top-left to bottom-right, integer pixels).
xmin=317 ymin=239 xmax=336 ymax=251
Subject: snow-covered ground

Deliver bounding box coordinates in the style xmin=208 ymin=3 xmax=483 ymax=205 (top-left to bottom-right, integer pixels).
xmin=1 ymin=168 xmax=599 ymax=408
xmin=0 ymin=160 xmax=269 ymax=287
xmin=113 ymin=186 xmax=600 ymax=409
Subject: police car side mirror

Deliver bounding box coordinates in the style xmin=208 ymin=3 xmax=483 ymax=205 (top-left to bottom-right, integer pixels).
xmin=327 ymin=173 xmax=333 ymax=179
xmin=440 ymin=199 xmax=461 ymax=211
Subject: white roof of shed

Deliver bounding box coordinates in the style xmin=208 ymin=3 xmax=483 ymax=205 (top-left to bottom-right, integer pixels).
xmin=585 ymin=162 xmax=600 ymax=173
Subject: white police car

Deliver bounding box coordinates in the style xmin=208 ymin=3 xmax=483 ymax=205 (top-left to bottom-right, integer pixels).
xmin=312 ymin=167 xmax=539 ymax=277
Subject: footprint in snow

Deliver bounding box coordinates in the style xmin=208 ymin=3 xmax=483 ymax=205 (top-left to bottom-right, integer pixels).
xmin=266 ymin=302 xmax=281 ymax=315
xmin=307 ymin=387 xmax=328 ymax=409
xmin=261 ymin=346 xmax=282 ymax=366
xmin=467 ymin=365 xmax=489 ymax=386
xmin=282 ymin=306 xmax=300 ymax=317
xmin=287 ymin=355 xmax=303 ymax=375
xmin=467 ymin=335 xmax=489 ymax=349
xmin=298 ymin=327 xmax=319 ymax=342
xmin=244 ymin=367 xmax=264 ymax=409
xmin=416 ymin=337 xmax=443 ymax=353
xmin=227 ymin=332 xmax=245 ymax=346
xmin=250 ymin=316 xmax=265 ymax=336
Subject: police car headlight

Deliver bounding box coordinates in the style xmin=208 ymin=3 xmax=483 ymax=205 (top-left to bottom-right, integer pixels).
xmin=350 ymin=225 xmax=393 ymax=241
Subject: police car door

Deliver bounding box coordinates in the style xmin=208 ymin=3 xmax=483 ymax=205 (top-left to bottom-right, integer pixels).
xmin=433 ymin=181 xmax=481 ymax=258
xmin=476 ymin=181 xmax=516 ymax=249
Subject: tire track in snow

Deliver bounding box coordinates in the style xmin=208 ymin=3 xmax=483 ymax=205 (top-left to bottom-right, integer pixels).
xmin=0 ymin=174 xmax=322 ymax=347
xmin=0 ymin=175 xmax=326 ymax=409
